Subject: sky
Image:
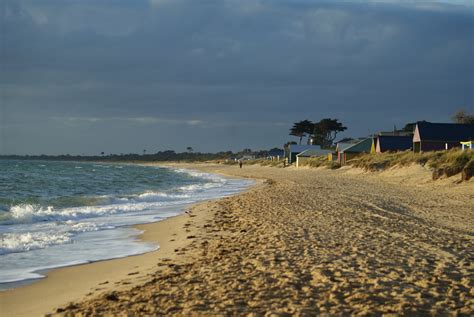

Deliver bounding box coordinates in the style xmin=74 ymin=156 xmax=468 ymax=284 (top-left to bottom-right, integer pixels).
xmin=1 ymin=0 xmax=473 ymax=155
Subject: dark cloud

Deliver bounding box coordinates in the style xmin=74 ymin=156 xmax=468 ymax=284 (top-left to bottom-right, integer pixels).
xmin=1 ymin=0 xmax=473 ymax=154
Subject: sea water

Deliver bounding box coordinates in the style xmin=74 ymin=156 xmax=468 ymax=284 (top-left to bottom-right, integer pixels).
xmin=0 ymin=160 xmax=252 ymax=289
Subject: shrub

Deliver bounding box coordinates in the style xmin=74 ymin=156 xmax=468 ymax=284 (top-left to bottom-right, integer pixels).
xmin=348 ymin=149 xmax=474 ymax=181
xmin=300 ymin=156 xmax=340 ymax=169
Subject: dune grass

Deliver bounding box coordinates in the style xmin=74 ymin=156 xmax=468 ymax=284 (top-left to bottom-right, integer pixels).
xmin=348 ymin=149 xmax=474 ymax=180
xmin=300 ymin=156 xmax=341 ymax=169
xmin=218 ymin=149 xmax=474 ymax=180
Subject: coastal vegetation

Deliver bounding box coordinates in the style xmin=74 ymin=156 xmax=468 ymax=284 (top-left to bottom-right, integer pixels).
xmin=347 ymin=149 xmax=474 ymax=180
xmin=297 ymin=156 xmax=341 ymax=169
xmin=0 ymin=149 xmax=279 ymax=163
xmin=263 ymin=149 xmax=474 ymax=180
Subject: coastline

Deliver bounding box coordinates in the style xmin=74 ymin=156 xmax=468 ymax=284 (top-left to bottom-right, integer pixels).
xmin=0 ymin=208 xmax=201 ymax=316
xmin=1 ymin=163 xmax=473 ymax=315
xmin=56 ymin=163 xmax=473 ymax=315
xmin=0 ymin=166 xmax=257 ymax=317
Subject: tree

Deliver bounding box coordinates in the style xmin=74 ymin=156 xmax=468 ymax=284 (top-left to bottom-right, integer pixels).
xmin=290 ymin=120 xmax=314 ymax=144
xmin=186 ymin=147 xmax=194 ymax=153
xmin=311 ymin=118 xmax=347 ymax=148
xmin=403 ymin=122 xmax=416 ymax=133
xmin=143 ymin=149 xmax=146 ymax=155
xmin=452 ymin=109 xmax=474 ymax=124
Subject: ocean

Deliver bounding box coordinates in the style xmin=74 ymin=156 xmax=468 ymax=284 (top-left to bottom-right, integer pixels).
xmin=0 ymin=160 xmax=253 ymax=289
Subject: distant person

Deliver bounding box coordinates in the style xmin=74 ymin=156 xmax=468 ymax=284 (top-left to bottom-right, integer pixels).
xmin=239 ymin=160 xmax=243 ymax=169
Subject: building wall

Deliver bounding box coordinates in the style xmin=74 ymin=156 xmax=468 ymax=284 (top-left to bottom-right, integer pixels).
xmin=415 ymin=141 xmax=461 ymax=152
xmin=290 ymin=152 xmax=297 ymax=164
xmin=376 ymin=140 xmax=381 ymax=153
xmin=296 ymin=156 xmax=310 ymax=167
xmin=344 ymin=152 xmax=360 ymax=164
xmin=414 ymin=142 xmax=421 ymax=153
xmin=338 ymin=152 xmax=362 ymax=165
xmin=371 ymin=140 xmax=377 ymax=154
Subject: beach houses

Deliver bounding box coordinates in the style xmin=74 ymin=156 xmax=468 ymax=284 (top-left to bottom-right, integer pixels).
xmin=338 ymin=138 xmax=372 ymax=165
xmin=288 ymin=144 xmax=325 ymax=164
xmin=373 ymin=135 xmax=412 ymax=153
xmin=334 ymin=141 xmax=358 ymax=162
xmin=296 ymin=148 xmax=332 ymax=167
xmin=333 ymin=142 xmax=355 ymax=161
xmin=413 ymin=122 xmax=474 ymax=152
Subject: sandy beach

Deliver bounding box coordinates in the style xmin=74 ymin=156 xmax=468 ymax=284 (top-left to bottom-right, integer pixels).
xmin=0 ymin=195 xmax=218 ymax=316
xmin=2 ymin=163 xmax=473 ymax=316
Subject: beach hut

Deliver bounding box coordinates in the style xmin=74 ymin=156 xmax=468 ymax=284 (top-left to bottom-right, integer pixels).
xmin=336 ymin=142 xmax=358 ymax=163
xmin=461 ymin=141 xmax=473 ymax=151
xmin=413 ymin=122 xmax=474 ymax=152
xmin=375 ymin=135 xmax=412 ymax=153
xmin=296 ymin=148 xmax=332 ymax=167
xmin=328 ymin=152 xmax=337 ymax=161
xmin=371 ymin=138 xmax=377 ymax=154
xmin=339 ymin=138 xmax=372 ymax=165
xmin=288 ymin=144 xmax=324 ymax=164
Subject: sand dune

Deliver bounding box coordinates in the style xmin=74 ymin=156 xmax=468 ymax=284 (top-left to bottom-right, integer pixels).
xmin=48 ymin=164 xmax=474 ymax=315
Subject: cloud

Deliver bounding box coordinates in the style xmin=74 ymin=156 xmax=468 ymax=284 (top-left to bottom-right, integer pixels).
xmin=52 ymin=116 xmax=205 ymax=126
xmin=347 ymin=0 xmax=473 ymax=11
xmin=2 ymin=0 xmax=472 ymax=154
xmin=149 ymin=0 xmax=173 ymax=7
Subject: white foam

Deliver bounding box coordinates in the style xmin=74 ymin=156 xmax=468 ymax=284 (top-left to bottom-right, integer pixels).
xmin=171 ymin=168 xmax=226 ymax=181
xmin=0 ymin=222 xmax=100 ymax=255
xmin=0 ymin=166 xmax=254 ymax=286
xmin=0 ymin=232 xmax=72 ymax=255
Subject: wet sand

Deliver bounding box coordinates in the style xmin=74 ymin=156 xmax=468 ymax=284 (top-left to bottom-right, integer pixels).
xmin=48 ymin=163 xmax=473 ymax=316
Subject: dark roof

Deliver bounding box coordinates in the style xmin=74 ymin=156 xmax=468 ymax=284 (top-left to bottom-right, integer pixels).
xmin=378 ymin=135 xmax=412 ymax=151
xmin=417 ymin=122 xmax=474 ymax=142
xmin=289 ymin=145 xmax=322 ymax=153
xmin=297 ymin=149 xmax=332 ymax=157
xmin=343 ymin=138 xmax=372 ymax=153
xmin=336 ymin=142 xmax=356 ymax=152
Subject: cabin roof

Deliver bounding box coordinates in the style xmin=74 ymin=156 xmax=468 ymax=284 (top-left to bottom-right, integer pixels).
xmin=377 ymin=135 xmax=412 ymax=151
xmin=342 ymin=138 xmax=372 ymax=153
xmin=289 ymin=144 xmax=321 ymax=153
xmin=296 ymin=149 xmax=332 ymax=157
xmin=415 ymin=122 xmax=474 ymax=142
xmin=336 ymin=142 xmax=355 ymax=152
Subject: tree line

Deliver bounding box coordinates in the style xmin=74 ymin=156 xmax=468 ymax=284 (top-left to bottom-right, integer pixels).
xmin=0 ymin=148 xmax=284 ymax=162
xmin=289 ymin=118 xmax=347 ymax=148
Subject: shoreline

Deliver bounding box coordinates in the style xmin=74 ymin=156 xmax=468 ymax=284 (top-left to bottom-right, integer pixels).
xmin=56 ymin=163 xmax=473 ymax=315
xmin=0 ymin=166 xmax=257 ymax=316
xmin=0 ymin=210 xmax=198 ymax=316
xmin=2 ymin=163 xmax=472 ymax=315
